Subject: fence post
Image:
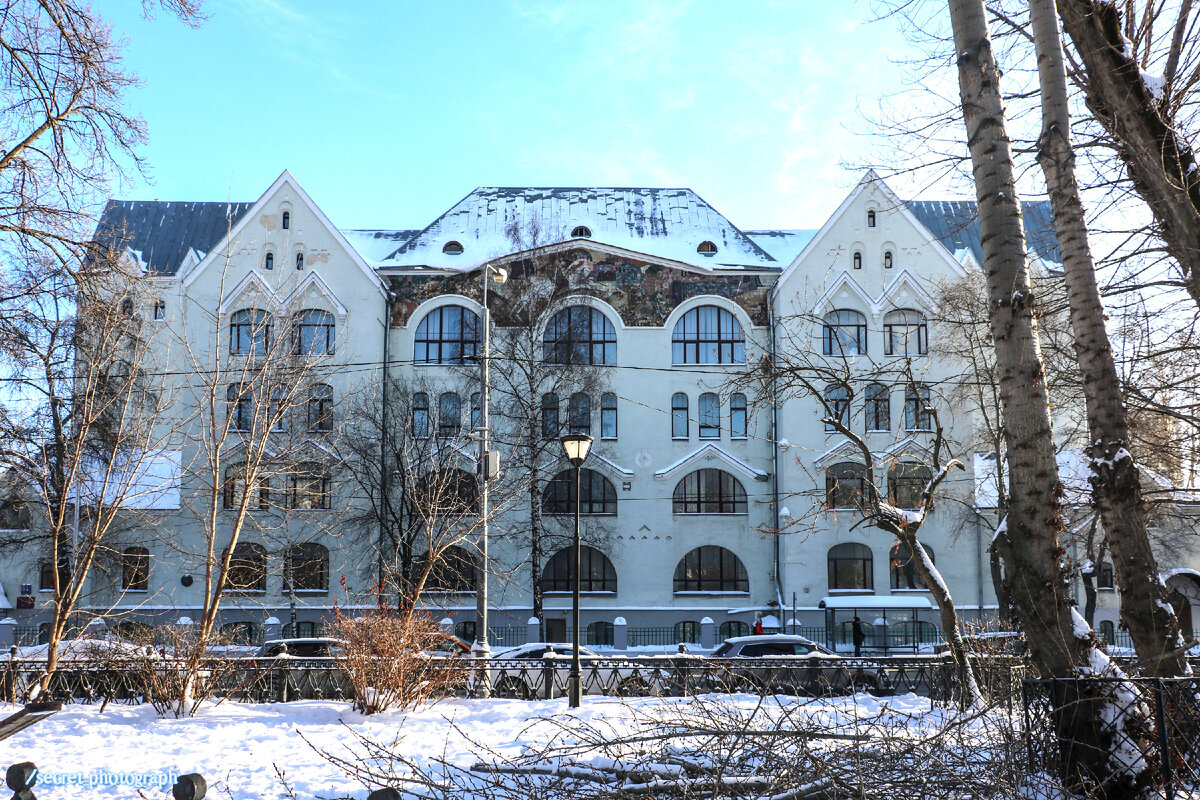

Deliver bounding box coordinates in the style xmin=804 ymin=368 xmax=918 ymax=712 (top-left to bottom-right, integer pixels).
xmin=1154 ymin=679 xmax=1174 ymax=800
xmin=700 ymin=618 xmax=715 ymax=651
xmin=613 ymin=617 xmax=628 ymax=652
xmin=542 ymin=654 xmax=555 ymax=700
xmin=527 ymin=617 xmax=540 ymax=645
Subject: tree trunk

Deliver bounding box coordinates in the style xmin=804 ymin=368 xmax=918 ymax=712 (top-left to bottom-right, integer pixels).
xmin=1030 ymin=0 xmax=1185 ymax=677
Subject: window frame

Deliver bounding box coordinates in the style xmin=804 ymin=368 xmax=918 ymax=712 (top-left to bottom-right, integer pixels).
xmin=568 ymin=392 xmax=591 ymax=435
xmin=827 ymin=542 xmax=873 ymax=591
xmin=288 ymin=463 xmax=331 ymax=510
xmin=229 ymin=309 xmax=272 ymax=356
xmin=414 ymin=305 xmax=481 ymax=365
xmin=293 ymin=309 xmax=335 ymax=356
xmin=672 ymin=469 xmax=748 ymax=514
xmin=825 ymin=462 xmax=873 ymax=510
xmin=671 ymin=392 xmax=689 ymax=439
xmin=698 ymin=392 xmax=720 ymax=439
xmin=542 ymin=305 xmax=617 ymax=366
xmin=888 ymin=462 xmax=932 ymax=510
xmin=227 ymin=542 xmax=267 ymax=593
xmin=121 ymin=546 xmax=150 ymax=592
xmin=904 ymin=384 xmax=933 ymax=431
xmin=542 ymin=468 xmax=618 ymax=516
xmin=823 ymin=384 xmax=851 ymax=432
xmin=412 ymin=392 xmax=430 ymax=439
xmin=673 ymin=546 xmax=749 ymax=593
xmin=541 ymin=393 xmax=560 ymax=439
xmin=307 ymin=383 xmax=334 ymax=432
xmin=883 ymin=309 xmax=928 ymax=357
xmin=730 ymin=393 xmax=747 ymax=439
xmin=283 ymin=542 xmax=329 ymax=593
xmin=864 ymin=383 xmax=890 ymax=432
xmin=542 ymin=545 xmax=617 ymax=593
xmin=822 ymin=309 xmax=867 ymax=356
xmin=600 ymin=392 xmax=617 ymax=439
xmin=438 ymin=392 xmax=461 ymax=439
xmin=671 ymin=306 xmax=745 ymax=365
xmin=890 ymin=541 xmax=935 ymax=591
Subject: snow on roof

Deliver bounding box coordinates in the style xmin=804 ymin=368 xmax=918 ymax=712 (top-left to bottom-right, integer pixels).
xmin=905 ymin=200 xmax=1060 ymax=266
xmin=819 ymin=595 xmax=934 ymax=609
xmin=92 ymin=200 xmax=255 ymax=276
xmin=381 ymin=187 xmax=780 ymax=272
xmin=340 ymin=229 xmax=419 ymax=265
xmin=744 ymin=229 xmax=818 ymax=264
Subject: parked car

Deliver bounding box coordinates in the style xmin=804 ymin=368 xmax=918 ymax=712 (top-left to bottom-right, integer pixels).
xmin=426 ymin=634 xmax=471 ymax=658
xmin=484 ymin=643 xmax=653 ymax=699
xmin=241 ymin=638 xmax=350 ymax=701
xmin=706 ymin=634 xmax=890 ymax=696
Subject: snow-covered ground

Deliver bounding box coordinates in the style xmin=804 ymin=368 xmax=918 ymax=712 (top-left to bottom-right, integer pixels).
xmin=0 ymin=693 xmax=960 ymax=799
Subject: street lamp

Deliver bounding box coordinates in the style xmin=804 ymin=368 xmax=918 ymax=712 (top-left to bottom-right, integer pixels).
xmin=559 ymin=433 xmax=593 ymax=708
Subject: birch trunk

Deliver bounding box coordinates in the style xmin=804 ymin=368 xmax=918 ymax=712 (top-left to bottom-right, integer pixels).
xmin=1030 ymin=0 xmax=1186 ymax=677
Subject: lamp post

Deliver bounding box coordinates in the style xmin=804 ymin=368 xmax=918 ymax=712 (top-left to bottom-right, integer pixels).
xmin=559 ymin=433 xmax=593 ymax=708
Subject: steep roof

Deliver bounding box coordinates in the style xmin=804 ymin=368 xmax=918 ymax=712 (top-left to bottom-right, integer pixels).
xmin=341 ymin=229 xmax=419 ymax=264
xmin=382 ymin=187 xmax=780 ymax=272
xmin=744 ymin=229 xmax=818 ymax=264
xmin=94 ymin=200 xmax=255 ymax=276
xmin=905 ymin=200 xmax=1061 ymax=266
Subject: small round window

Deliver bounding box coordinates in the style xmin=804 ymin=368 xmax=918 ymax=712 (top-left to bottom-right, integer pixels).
xmin=442 ymin=241 xmax=464 ymax=255
xmin=697 ymin=241 xmax=718 ymax=255
xmin=571 ymin=226 xmax=592 ymax=238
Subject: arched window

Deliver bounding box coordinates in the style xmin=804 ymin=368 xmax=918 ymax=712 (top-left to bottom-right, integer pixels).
xmin=229 ymin=309 xmax=272 ymax=355
xmin=672 ymin=306 xmax=745 ymax=364
xmin=281 ymin=211 xmax=290 ymax=230
xmin=413 ymin=469 xmax=478 ymax=517
xmin=1098 ymin=619 xmax=1115 ymax=643
xmin=412 ymin=392 xmax=430 ymax=439
xmin=288 ymin=463 xmax=331 ymax=510
xmin=601 ymin=392 xmax=618 ymax=439
xmin=699 ymin=392 xmax=720 ymax=438
xmin=307 ymin=383 xmax=333 ymax=432
xmin=697 ymin=241 xmax=718 ymax=255
xmin=823 ymin=384 xmax=850 ymax=432
xmin=719 ymin=620 xmax=750 ymax=641
xmin=293 ymin=309 xmax=335 ymax=355
xmin=568 ymin=393 xmax=591 ymax=435
xmin=1098 ymin=562 xmax=1115 ymax=590
xmin=673 ymin=469 xmax=747 ymax=514
xmin=884 ymin=250 xmax=893 ymax=269
xmin=825 ymin=462 xmax=872 ymax=510
xmin=890 ymin=542 xmax=935 ymax=590
xmin=438 ymin=392 xmax=461 ymax=438
xmin=543 ymin=306 xmax=616 ymax=365
xmin=865 ymin=383 xmax=890 ymax=432
xmin=730 ymin=393 xmax=747 ymax=439
xmin=571 ymin=225 xmax=592 ymax=238
xmin=442 ymin=241 xmax=463 ymax=254
xmin=224 ymin=464 xmax=269 ymax=510
xmin=673 ymin=546 xmax=748 ymax=592
xmin=587 ymin=621 xmax=614 ymax=646
xmin=675 ymin=620 xmax=701 ymax=643
xmin=227 ymin=384 xmax=253 ymax=431
xmin=417 ymin=545 xmax=477 ymax=593
xmin=884 ymin=309 xmax=928 ymax=356
xmin=828 ymin=543 xmax=873 ymax=590
xmin=264 ymin=252 xmax=274 ymax=271
xmin=39 ymin=560 xmax=55 ymax=591
xmin=671 ymin=392 xmax=689 ymax=438
xmin=888 ymin=462 xmax=932 ymax=509
xmin=122 ymin=547 xmax=149 ymax=591
xmin=220 ymin=621 xmax=258 ymax=646
xmin=822 ymin=309 xmax=866 ymax=356
xmin=153 ymin=300 xmax=166 ymax=320
xmin=227 ymin=542 xmax=267 ymax=592
xmin=295 ymin=252 xmax=304 ymax=270
xmin=284 ymin=542 xmax=329 ymax=592
xmin=867 ymin=210 xmax=876 ymax=228
xmin=542 ymin=546 xmax=617 ymax=592
xmin=541 ymin=393 xmax=559 ymax=438
xmin=904 ymin=384 xmax=933 ymax=430
xmin=414 ymin=305 xmax=480 ymax=364
xmin=853 ymin=251 xmax=862 ymax=269
xmin=543 ymin=469 xmax=617 ymax=515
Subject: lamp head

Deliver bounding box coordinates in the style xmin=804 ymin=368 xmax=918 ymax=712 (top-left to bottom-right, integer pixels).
xmin=559 ymin=434 xmax=594 ymax=467
xmin=486 ymin=264 xmax=508 ymax=284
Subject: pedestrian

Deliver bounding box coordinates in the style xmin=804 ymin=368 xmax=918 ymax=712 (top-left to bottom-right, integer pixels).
xmin=851 ymin=616 xmax=865 ymax=657
xmin=753 ymin=617 xmax=765 ymax=636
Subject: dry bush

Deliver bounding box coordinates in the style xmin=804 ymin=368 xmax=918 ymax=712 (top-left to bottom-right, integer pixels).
xmin=328 ymin=607 xmax=462 ymax=714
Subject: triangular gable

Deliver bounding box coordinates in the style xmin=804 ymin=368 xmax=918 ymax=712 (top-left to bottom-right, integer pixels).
xmin=653 ymin=443 xmax=768 ymax=482
xmin=281 ymin=271 xmax=349 ymax=319
xmin=809 ymin=271 xmax=877 ymax=317
xmin=218 ymin=271 xmax=282 ymax=316
xmin=414 ymin=440 xmax=479 ymax=471
xmin=879 ymin=269 xmax=938 ymax=313
xmin=540 ymin=452 xmax=634 ymax=481
xmin=814 ymin=439 xmax=870 ymax=468
xmin=182 ymin=170 xmax=387 ymax=298
xmin=880 ymin=436 xmax=933 ymax=464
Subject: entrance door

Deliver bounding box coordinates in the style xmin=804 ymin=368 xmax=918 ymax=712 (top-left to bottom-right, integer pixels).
xmin=545 ymin=618 xmax=566 ymax=642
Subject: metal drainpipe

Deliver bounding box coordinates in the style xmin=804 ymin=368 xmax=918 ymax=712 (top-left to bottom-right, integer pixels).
xmin=378 ymin=288 xmax=394 ymax=603
xmin=769 ymin=304 xmax=784 ymax=612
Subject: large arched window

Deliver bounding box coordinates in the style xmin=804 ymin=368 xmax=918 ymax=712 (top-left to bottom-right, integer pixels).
xmin=438 ymin=392 xmax=461 ymax=438
xmin=284 ymin=542 xmax=329 ymax=592
xmin=825 ymin=462 xmax=872 ymax=510
xmin=414 ymin=305 xmax=480 ymax=364
xmin=543 ymin=306 xmax=616 ymax=365
xmin=568 ymin=393 xmax=591 ymax=435
xmin=890 ymin=542 xmax=935 ymax=590
xmin=823 ymin=384 xmax=850 ymax=432
xmin=542 ymin=469 xmax=617 ymax=515
xmin=542 ymin=546 xmax=617 ymax=592
xmin=888 ymin=462 xmax=932 ymax=509
xmin=229 ymin=309 xmax=272 ymax=355
xmin=122 ymin=547 xmax=149 ymax=591
xmin=865 ymin=383 xmax=890 ymax=432
xmin=822 ymin=309 xmax=867 ymax=356
xmin=672 ymin=469 xmax=747 ymax=514
xmin=904 ymin=384 xmax=933 ymax=431
xmin=223 ymin=464 xmax=269 ymax=510
xmin=883 ymin=309 xmax=928 ymax=356
xmin=417 ymin=545 xmax=477 ymax=593
xmin=673 ymin=546 xmax=749 ymax=593
xmin=227 ymin=542 xmax=267 ymax=592
xmin=413 ymin=469 xmax=479 ymax=517
xmin=293 ymin=309 xmax=335 ymax=355
xmin=828 ymin=543 xmax=873 ymax=590
xmin=672 ymin=306 xmax=745 ymax=364
xmin=288 ymin=462 xmax=331 ymax=510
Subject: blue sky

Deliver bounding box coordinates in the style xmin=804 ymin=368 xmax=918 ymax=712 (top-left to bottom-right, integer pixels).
xmin=104 ymin=0 xmax=928 ymax=231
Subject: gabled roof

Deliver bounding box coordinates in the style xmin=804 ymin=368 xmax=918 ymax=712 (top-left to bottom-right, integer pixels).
xmin=382 ymin=187 xmax=779 ymax=272
xmin=341 ymin=229 xmax=420 ymax=265
xmin=744 ymin=229 xmax=818 ymax=264
xmin=905 ymin=200 xmax=1060 ymax=266
xmin=94 ymin=200 xmax=255 ymax=276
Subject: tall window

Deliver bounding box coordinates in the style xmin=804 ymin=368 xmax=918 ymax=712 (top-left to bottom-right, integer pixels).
xmin=295 ymin=252 xmax=304 ymax=270
xmin=673 ymin=546 xmax=748 ymax=592
xmin=224 ymin=464 xmax=269 ymax=510
xmin=884 ymin=250 xmax=893 ymax=269
xmin=568 ymin=393 xmax=591 ymax=435
xmin=153 ymin=300 xmax=166 ymax=320
xmin=542 ymin=546 xmax=617 ymax=592
xmin=865 ymin=383 xmax=890 ymax=432
xmin=307 ymin=384 xmax=333 ymax=432
xmin=828 ymin=543 xmax=873 ymax=590
xmin=122 ymin=547 xmax=149 ymax=591
xmin=671 ymin=393 xmax=689 ymax=438
xmin=438 ymin=392 xmax=461 ymax=438
xmin=824 ymin=384 xmax=850 ymax=432
xmin=293 ymin=309 xmax=335 ymax=355
xmin=541 ymin=393 xmax=559 ymax=438
xmin=412 ymin=392 xmax=430 ymax=438
xmin=264 ymin=252 xmax=274 ymax=271
xmin=289 ymin=463 xmax=331 ymax=510
xmin=543 ymin=468 xmax=617 ymax=515
xmin=1098 ymin=562 xmax=1115 ymax=590
xmin=890 ymin=542 xmax=935 ymax=590
xmin=284 ymin=543 xmax=329 ymax=592
xmin=675 ymin=620 xmax=701 ymax=643
xmin=417 ymin=545 xmax=477 ymax=593
xmin=699 ymin=392 xmax=720 ymax=438
xmin=672 ymin=469 xmax=747 ymax=514
xmin=853 ymin=251 xmax=862 ymax=269
xmin=822 ymin=309 xmax=866 ymax=356
xmin=414 ymin=305 xmax=480 ymax=364
xmin=282 ymin=211 xmax=290 ymax=229
xmin=672 ymin=306 xmax=745 ymax=364
xmin=587 ymin=621 xmax=614 ymax=646
xmin=825 ymin=462 xmax=872 ymax=510
xmin=229 ymin=309 xmax=271 ymax=355
xmin=884 ymin=309 xmax=927 ymax=356
xmin=867 ymin=210 xmax=876 ymax=227
xmin=730 ymin=393 xmax=747 ymax=439
xmin=904 ymin=384 xmax=933 ymax=431
xmin=888 ymin=462 xmax=932 ymax=509
xmin=269 ymin=387 xmax=289 ymax=431
xmin=601 ymin=392 xmax=617 ymax=439
xmin=227 ymin=384 xmax=253 ymax=431
xmin=543 ymin=306 xmax=616 ymax=365
xmin=227 ymin=542 xmax=267 ymax=592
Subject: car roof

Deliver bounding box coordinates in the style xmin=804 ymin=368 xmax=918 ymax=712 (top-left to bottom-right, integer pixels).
xmin=721 ymin=634 xmax=820 ymax=647
xmin=261 ymin=638 xmax=343 ymax=647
